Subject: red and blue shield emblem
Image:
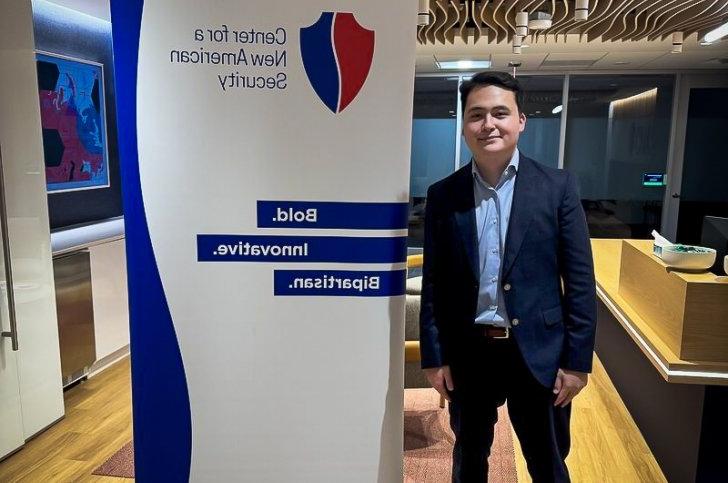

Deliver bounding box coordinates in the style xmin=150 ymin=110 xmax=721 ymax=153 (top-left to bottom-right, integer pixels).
xmin=300 ymin=12 xmax=375 ymax=113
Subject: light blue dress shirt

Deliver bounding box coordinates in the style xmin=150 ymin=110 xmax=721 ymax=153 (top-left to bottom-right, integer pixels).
xmin=472 ymin=149 xmax=519 ymax=328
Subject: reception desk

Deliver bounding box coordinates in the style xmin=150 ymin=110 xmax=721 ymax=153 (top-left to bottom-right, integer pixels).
xmin=592 ymin=239 xmax=728 ymax=483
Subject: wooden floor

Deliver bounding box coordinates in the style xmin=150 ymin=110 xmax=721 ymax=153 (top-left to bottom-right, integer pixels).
xmin=0 ymin=354 xmax=665 ymax=482
xmin=512 ymin=355 xmax=666 ymax=483
xmin=0 ymin=359 xmax=133 ymax=482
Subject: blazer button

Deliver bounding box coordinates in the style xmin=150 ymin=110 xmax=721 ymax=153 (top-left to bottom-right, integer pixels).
xmin=512 ymin=318 xmax=520 ymax=326
xmin=503 ymin=283 xmax=512 ymax=291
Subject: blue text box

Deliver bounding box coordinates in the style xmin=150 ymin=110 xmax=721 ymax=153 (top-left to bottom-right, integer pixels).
xmin=257 ymin=201 xmax=408 ymax=229
xmin=197 ymin=235 xmax=407 ymax=263
xmin=274 ymin=270 xmax=406 ymax=297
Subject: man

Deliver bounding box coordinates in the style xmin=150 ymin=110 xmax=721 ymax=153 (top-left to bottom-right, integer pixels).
xmin=419 ymin=71 xmax=596 ymax=483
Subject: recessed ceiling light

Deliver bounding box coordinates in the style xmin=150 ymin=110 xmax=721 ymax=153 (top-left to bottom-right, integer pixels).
xmin=613 ymin=61 xmax=630 ymax=65
xmin=436 ymin=60 xmax=492 ymax=70
xmin=552 ymin=105 xmax=563 ymax=114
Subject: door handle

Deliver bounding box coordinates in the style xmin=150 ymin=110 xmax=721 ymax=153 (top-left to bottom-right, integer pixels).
xmin=0 ymin=143 xmax=19 ymax=351
xmin=671 ymin=193 xmax=680 ymax=199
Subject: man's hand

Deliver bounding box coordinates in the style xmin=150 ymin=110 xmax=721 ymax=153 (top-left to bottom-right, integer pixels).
xmin=553 ymin=369 xmax=588 ymax=407
xmin=424 ymin=365 xmax=454 ymax=402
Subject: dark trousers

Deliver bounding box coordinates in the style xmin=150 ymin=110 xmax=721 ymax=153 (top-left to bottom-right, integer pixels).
xmin=448 ymin=335 xmax=571 ymax=483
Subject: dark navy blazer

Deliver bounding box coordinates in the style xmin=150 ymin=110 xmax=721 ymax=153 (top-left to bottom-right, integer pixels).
xmin=419 ymin=155 xmax=597 ymax=388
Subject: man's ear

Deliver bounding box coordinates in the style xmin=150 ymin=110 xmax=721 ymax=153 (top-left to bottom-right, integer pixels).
xmin=519 ymin=111 xmax=527 ymax=132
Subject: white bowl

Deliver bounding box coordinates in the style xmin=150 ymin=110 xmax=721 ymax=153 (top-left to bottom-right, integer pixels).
xmin=657 ymin=244 xmax=717 ymax=271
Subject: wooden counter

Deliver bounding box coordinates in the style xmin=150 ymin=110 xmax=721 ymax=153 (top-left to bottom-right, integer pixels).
xmin=591 ymin=239 xmax=728 ymax=386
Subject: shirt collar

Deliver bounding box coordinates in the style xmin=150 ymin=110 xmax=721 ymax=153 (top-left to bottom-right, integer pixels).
xmin=471 ymin=148 xmax=520 ymax=188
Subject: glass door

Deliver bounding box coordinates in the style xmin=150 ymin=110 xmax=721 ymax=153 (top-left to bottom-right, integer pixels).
xmin=0 ymin=143 xmax=25 ymax=460
xmin=663 ymin=75 xmax=728 ymax=243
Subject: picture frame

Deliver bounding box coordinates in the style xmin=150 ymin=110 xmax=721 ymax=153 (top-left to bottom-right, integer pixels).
xmin=36 ymin=51 xmax=110 ymax=193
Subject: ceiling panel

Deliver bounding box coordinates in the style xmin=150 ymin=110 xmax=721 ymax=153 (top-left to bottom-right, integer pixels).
xmin=590 ymin=51 xmax=667 ymax=69
xmin=489 ymin=53 xmax=549 ymax=71
xmin=643 ymin=51 xmax=728 ymax=69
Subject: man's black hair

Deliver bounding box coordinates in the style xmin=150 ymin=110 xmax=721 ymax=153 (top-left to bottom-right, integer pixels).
xmin=459 ymin=71 xmax=524 ymax=115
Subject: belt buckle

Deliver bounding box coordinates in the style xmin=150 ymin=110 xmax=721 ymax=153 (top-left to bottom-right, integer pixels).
xmin=491 ymin=327 xmax=509 ymax=339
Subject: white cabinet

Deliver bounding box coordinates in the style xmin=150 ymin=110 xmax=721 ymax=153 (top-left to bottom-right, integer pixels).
xmin=0 ymin=214 xmax=25 ymax=459
xmin=0 ymin=0 xmax=65 ymax=460
xmin=0 ymin=340 xmax=24 ymax=460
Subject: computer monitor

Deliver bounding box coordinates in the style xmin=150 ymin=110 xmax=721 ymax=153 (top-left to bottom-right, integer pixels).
xmin=701 ymin=216 xmax=728 ymax=276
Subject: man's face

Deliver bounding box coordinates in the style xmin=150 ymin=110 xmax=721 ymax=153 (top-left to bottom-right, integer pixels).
xmin=462 ymin=85 xmax=526 ymax=160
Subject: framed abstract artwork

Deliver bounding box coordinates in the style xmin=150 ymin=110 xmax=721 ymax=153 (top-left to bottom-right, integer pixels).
xmin=36 ymin=52 xmax=110 ymax=193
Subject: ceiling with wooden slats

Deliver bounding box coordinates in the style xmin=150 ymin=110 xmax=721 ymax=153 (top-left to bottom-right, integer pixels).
xmin=417 ymin=0 xmax=728 ymax=45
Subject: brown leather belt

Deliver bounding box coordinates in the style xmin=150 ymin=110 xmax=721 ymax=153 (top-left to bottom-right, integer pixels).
xmin=473 ymin=325 xmax=510 ymax=339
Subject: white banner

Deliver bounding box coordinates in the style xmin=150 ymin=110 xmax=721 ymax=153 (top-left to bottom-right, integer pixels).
xmin=112 ymin=1 xmax=416 ymax=481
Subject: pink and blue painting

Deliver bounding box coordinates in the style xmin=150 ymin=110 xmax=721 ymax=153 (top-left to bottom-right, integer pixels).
xmin=37 ymin=52 xmax=109 ymax=192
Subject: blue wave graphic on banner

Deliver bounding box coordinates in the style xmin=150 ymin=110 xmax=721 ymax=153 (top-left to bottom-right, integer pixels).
xmin=110 ymin=1 xmax=192 ymax=481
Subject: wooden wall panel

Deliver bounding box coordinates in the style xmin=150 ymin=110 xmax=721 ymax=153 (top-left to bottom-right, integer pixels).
xmin=417 ymin=0 xmax=728 ymax=45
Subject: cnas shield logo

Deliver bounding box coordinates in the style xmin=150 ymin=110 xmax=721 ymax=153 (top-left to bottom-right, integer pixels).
xmin=300 ymin=12 xmax=375 ymax=113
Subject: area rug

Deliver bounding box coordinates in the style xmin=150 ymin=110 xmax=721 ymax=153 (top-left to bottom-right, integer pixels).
xmin=404 ymin=388 xmax=517 ymax=483
xmin=93 ymin=440 xmax=134 ymax=478
xmin=94 ymin=388 xmax=517 ymax=482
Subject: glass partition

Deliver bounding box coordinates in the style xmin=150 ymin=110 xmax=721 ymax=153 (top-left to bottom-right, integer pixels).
xmin=409 ymin=77 xmax=459 ymax=247
xmin=564 ymin=75 xmax=674 ymax=239
xmin=408 ymin=73 xmax=676 ymax=246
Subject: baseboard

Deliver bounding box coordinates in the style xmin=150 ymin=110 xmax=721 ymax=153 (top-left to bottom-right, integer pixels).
xmin=89 ymin=345 xmax=130 ymax=377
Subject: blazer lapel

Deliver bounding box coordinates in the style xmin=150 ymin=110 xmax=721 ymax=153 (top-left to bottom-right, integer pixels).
xmin=502 ymin=157 xmax=540 ymax=277
xmin=452 ymin=164 xmax=479 ymax=281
